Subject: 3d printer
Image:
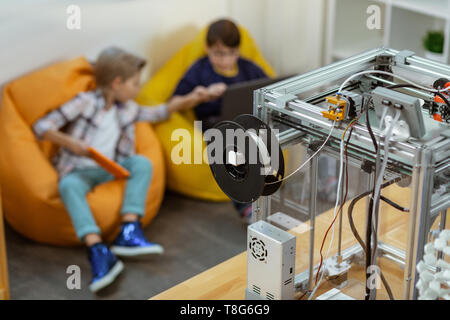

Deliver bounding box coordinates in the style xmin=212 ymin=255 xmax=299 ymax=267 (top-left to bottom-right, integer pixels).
xmin=207 ymin=48 xmax=450 ymax=300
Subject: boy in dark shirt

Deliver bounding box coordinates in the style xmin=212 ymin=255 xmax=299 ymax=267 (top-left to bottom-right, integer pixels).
xmin=171 ymin=19 xmax=268 ymax=222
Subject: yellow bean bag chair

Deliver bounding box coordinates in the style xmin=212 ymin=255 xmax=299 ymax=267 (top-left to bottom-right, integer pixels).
xmin=136 ymin=25 xmax=275 ymax=201
xmin=0 ymin=57 xmax=166 ymax=246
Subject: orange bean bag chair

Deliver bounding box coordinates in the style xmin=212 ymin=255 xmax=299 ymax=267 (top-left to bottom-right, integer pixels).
xmin=0 ymin=57 xmax=166 ymax=246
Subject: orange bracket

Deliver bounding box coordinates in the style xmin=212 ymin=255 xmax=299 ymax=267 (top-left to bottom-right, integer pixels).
xmin=321 ymin=95 xmax=347 ymax=121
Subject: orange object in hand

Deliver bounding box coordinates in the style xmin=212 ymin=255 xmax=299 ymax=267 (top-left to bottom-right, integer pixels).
xmin=88 ymin=147 xmax=130 ymax=179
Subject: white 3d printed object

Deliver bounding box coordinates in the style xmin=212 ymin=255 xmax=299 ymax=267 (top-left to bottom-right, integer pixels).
xmin=416 ymin=230 xmax=450 ymax=300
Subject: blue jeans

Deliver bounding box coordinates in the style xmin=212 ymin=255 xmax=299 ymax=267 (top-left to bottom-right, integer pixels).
xmin=58 ymin=155 xmax=153 ymax=241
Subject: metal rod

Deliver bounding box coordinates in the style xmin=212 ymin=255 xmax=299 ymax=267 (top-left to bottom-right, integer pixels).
xmin=377 ymin=241 xmax=406 ymax=265
xmin=439 ymin=210 xmax=447 ymax=231
xmin=403 ymin=147 xmax=434 ymax=300
xmin=437 ymin=210 xmax=447 ymax=264
xmin=253 ymin=89 xmax=263 ymax=222
xmin=337 ymin=158 xmax=344 ymax=259
xmin=365 ymin=75 xmax=433 ymax=100
xmin=308 ymin=155 xmax=319 ymax=291
xmin=275 ymin=48 xmax=384 ymax=95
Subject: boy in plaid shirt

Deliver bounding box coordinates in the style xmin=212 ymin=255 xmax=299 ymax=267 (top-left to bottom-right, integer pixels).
xmin=33 ymin=47 xmax=206 ymax=292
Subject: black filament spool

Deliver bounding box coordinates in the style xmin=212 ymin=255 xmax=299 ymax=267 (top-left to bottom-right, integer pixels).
xmin=207 ymin=114 xmax=284 ymax=203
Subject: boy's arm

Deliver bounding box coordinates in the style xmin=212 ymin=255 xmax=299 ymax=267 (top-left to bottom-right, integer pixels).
xmin=32 ymin=93 xmax=87 ymax=139
xmin=169 ymin=82 xmax=227 ymax=113
xmin=137 ymin=86 xmax=210 ymax=123
xmin=137 ymin=59 xmax=222 ymax=123
xmin=169 ymin=86 xmax=211 ymax=111
xmin=42 ymin=130 xmax=90 ymax=157
xmin=33 ymin=93 xmax=91 ymax=156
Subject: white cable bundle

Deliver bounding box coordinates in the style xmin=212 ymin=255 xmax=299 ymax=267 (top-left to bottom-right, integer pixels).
xmin=416 ymin=230 xmax=450 ymax=300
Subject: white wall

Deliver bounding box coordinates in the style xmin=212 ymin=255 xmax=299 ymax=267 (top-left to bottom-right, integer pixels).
xmin=0 ymin=0 xmax=326 ymax=89
xmin=229 ymin=0 xmax=326 ymax=76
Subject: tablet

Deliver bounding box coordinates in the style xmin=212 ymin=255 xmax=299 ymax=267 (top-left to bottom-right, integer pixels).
xmin=88 ymin=147 xmax=130 ymax=179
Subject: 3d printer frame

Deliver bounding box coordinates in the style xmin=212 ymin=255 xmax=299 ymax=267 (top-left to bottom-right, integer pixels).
xmin=252 ymin=48 xmax=450 ymax=300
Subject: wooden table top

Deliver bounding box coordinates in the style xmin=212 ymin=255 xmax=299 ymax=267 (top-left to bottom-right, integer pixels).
xmin=151 ymin=184 xmax=448 ymax=300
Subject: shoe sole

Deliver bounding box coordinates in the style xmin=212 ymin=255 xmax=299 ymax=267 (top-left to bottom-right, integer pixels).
xmin=89 ymin=260 xmax=124 ymax=293
xmin=110 ymin=245 xmax=164 ymax=257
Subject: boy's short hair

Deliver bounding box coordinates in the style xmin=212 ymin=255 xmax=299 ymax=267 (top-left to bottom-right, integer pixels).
xmin=94 ymin=47 xmax=146 ymax=88
xmin=206 ymin=19 xmax=240 ymax=48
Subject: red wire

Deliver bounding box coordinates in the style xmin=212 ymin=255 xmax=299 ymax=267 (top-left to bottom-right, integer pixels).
xmin=314 ymin=125 xmax=353 ymax=285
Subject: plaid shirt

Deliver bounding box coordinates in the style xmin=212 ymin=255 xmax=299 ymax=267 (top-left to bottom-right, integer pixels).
xmin=33 ymin=89 xmax=169 ymax=178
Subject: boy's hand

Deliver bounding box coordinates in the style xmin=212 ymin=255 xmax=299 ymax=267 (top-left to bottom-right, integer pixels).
xmin=66 ymin=139 xmax=91 ymax=157
xmin=191 ymin=86 xmax=210 ymax=103
xmin=167 ymin=83 xmax=227 ymax=114
xmin=207 ymin=82 xmax=227 ymax=99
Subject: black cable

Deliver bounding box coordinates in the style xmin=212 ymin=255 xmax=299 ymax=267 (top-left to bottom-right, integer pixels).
xmin=364 ymin=96 xmax=378 ymax=154
xmin=347 ymin=178 xmax=400 ymax=246
xmin=385 ymin=84 xmax=417 ymax=90
xmin=362 ymin=82 xmax=421 ymax=298
xmin=334 ymin=120 xmax=393 ymax=300
xmin=380 ymin=195 xmax=409 ymax=212
xmin=347 ymin=177 xmax=401 ymax=300
xmin=364 ymin=94 xmax=394 ymax=298
xmin=364 ymin=96 xmax=379 ymax=299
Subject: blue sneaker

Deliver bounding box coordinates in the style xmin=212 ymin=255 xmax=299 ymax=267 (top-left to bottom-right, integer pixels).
xmin=110 ymin=221 xmax=164 ymax=257
xmin=88 ymin=243 xmax=124 ymax=293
